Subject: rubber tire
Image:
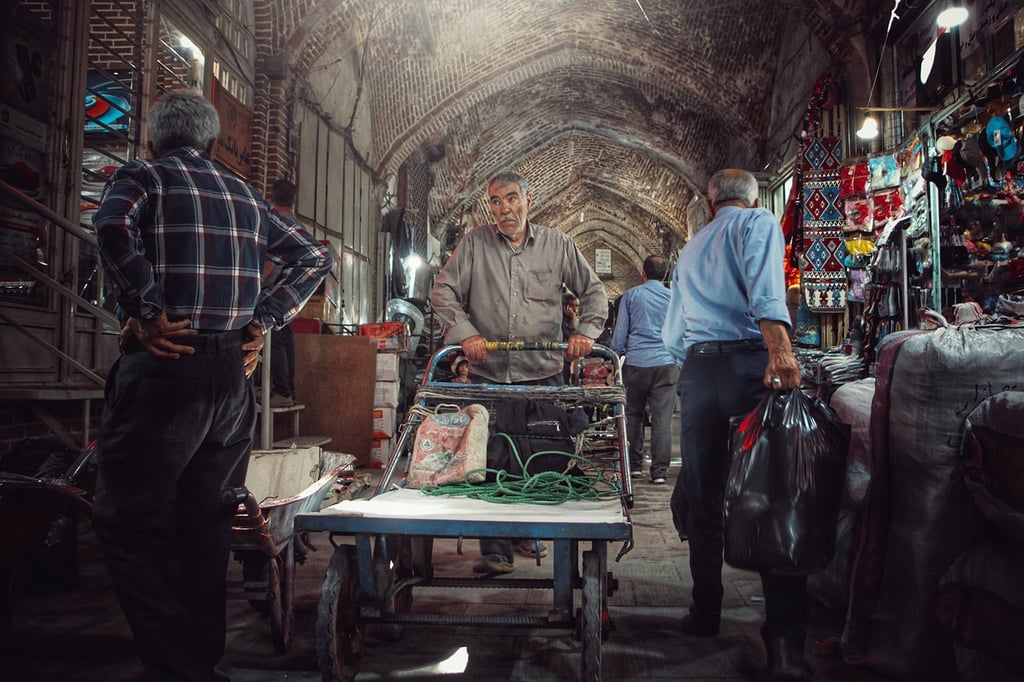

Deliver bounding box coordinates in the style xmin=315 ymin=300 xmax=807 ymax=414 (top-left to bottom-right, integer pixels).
xmin=581 ymin=549 xmax=603 ymax=682
xmin=268 ymin=554 xmax=293 ymax=653
xmin=317 ymin=545 xmax=364 ymax=682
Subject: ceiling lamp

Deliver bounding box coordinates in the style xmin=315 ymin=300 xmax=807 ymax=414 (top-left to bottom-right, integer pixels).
xmin=936 ymin=6 xmax=969 ymax=29
xmin=856 ymin=116 xmax=879 ymax=140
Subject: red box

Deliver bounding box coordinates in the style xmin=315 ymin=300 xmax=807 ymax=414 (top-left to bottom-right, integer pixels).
xmin=359 ymin=322 xmax=410 ymax=352
xmin=291 ymin=318 xmax=321 ymax=334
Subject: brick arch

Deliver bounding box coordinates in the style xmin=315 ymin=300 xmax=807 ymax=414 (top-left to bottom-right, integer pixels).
xmin=442 ymin=132 xmax=693 ymax=247
xmin=370 ymin=42 xmax=755 ymax=180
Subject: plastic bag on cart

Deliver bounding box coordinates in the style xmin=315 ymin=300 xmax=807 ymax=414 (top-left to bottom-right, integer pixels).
xmin=487 ymin=398 xmax=586 ymax=478
xmin=723 ymin=389 xmax=850 ymax=575
xmin=407 ymin=403 xmax=489 ymax=488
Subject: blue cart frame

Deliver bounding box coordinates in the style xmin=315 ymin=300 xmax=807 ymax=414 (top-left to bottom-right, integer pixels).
xmin=295 ymin=343 xmax=635 ymax=681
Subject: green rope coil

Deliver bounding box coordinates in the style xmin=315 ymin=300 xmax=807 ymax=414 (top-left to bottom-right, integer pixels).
xmin=419 ymin=432 xmax=621 ymax=504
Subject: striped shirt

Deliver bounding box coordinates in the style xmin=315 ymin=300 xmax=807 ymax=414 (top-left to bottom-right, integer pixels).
xmin=94 ymin=147 xmax=331 ymax=332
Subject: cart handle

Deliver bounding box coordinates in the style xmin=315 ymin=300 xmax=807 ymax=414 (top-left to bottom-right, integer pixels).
xmin=423 ymin=341 xmax=620 ymax=383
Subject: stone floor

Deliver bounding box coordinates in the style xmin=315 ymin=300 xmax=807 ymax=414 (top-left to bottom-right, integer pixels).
xmin=4 ymin=456 xmax=891 ymax=682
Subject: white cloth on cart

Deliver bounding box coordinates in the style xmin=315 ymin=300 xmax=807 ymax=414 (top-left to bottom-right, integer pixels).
xmin=321 ymin=487 xmax=625 ymax=525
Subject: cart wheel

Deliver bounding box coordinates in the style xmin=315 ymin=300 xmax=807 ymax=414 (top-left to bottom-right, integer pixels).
xmin=317 ymin=545 xmax=364 ymax=682
xmin=268 ymin=554 xmax=293 ymax=653
xmin=580 ymin=549 xmax=606 ymax=682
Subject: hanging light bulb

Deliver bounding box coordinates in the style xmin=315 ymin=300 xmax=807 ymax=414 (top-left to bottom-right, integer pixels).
xmin=856 ymin=116 xmax=879 ymax=140
xmin=936 ymin=6 xmax=969 ymax=29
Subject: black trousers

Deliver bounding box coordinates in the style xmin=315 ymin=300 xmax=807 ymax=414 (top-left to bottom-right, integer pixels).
xmin=94 ymin=332 xmax=256 ymax=681
xmin=479 ymin=371 xmax=564 ymax=561
xmin=270 ymin=323 xmax=295 ymax=398
xmin=671 ymin=346 xmax=808 ymax=639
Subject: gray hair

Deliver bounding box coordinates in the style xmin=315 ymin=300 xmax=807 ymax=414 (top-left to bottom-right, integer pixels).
xmin=147 ymin=90 xmax=220 ymax=156
xmin=707 ymin=169 xmax=758 ymax=207
xmin=487 ymin=171 xmax=529 ymax=196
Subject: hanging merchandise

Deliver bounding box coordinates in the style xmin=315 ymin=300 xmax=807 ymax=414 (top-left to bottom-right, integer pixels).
xmin=781 ymin=72 xmax=836 ymax=272
xmin=801 ymin=150 xmax=849 ymax=313
xmin=839 ymin=160 xmax=870 ymax=199
xmin=868 ymin=152 xmax=900 ymax=190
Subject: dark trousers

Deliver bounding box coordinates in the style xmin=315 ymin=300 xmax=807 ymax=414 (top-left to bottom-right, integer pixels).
xmin=270 ymin=323 xmax=295 ymax=398
xmin=622 ymin=363 xmax=679 ymax=478
xmin=93 ymin=334 xmax=256 ymax=681
xmin=480 ymin=371 xmax=564 ymax=561
xmin=670 ymin=347 xmax=807 ymax=639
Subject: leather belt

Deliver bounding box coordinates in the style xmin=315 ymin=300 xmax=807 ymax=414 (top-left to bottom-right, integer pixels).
xmin=687 ymin=339 xmax=765 ymax=356
xmin=125 ymin=328 xmax=247 ymax=354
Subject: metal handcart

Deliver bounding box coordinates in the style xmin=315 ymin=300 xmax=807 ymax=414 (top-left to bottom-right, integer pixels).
xmin=295 ymin=342 xmax=635 ymax=681
xmin=228 ymin=447 xmax=355 ymax=652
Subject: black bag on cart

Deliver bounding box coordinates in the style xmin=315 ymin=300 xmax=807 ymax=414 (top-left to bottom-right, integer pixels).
xmin=723 ymin=389 xmax=850 ymax=575
xmin=486 ymin=398 xmax=586 ymax=477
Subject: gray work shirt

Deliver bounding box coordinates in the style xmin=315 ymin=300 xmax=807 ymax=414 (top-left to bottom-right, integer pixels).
xmin=431 ymin=221 xmax=607 ymax=383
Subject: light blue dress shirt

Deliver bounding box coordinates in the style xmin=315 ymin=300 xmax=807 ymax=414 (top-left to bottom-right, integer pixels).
xmin=661 ymin=205 xmax=791 ymax=363
xmin=610 ymin=279 xmax=675 ymax=367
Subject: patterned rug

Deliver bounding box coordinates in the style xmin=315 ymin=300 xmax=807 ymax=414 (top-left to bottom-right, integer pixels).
xmin=800 ymin=139 xmax=848 ymax=312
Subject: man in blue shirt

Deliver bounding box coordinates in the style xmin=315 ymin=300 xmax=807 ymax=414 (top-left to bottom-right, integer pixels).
xmin=610 ymin=255 xmax=678 ymax=484
xmin=662 ymin=169 xmax=808 ymax=681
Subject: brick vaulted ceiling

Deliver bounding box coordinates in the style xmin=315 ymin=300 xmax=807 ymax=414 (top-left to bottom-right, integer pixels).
xmin=260 ymin=0 xmax=889 ymax=289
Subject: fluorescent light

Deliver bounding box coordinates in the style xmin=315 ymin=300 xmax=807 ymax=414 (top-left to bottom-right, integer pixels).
xmin=856 ymin=117 xmax=879 ymax=140
xmin=920 ymin=36 xmax=938 ymax=84
xmin=936 ymin=7 xmax=968 ymax=29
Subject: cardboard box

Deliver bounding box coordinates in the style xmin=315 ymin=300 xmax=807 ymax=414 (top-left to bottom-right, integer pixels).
xmin=359 ymin=322 xmax=410 ymax=352
xmin=375 ymin=352 xmax=400 ymax=381
xmin=370 ymin=437 xmax=391 ymax=467
xmin=297 ymin=294 xmax=331 ymax=320
xmin=372 ymin=406 xmax=396 ymax=439
xmin=374 ymin=380 xmax=400 ymax=408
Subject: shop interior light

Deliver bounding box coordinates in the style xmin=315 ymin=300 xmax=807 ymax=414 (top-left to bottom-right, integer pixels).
xmin=404 ymin=253 xmax=423 ymax=271
xmin=936 ymin=6 xmax=969 ymax=29
xmin=856 ymin=116 xmax=879 ymax=140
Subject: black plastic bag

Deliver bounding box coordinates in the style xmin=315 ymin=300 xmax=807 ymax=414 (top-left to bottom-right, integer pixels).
xmin=724 ymin=389 xmax=850 ymax=575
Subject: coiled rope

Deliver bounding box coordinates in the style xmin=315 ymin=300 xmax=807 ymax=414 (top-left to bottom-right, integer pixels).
xmin=420 ymin=432 xmax=621 ymax=504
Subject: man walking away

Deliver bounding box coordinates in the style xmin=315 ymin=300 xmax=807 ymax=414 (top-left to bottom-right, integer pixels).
xmin=610 ymin=255 xmax=679 ymax=484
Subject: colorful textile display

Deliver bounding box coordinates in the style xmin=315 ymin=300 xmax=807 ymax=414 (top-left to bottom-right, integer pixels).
xmin=801 ymin=158 xmax=848 ymax=312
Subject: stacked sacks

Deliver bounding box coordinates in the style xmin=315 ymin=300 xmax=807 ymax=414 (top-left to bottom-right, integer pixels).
xmin=932 ymin=391 xmax=1024 ymax=681
xmin=841 ymin=321 xmax=1024 ymax=679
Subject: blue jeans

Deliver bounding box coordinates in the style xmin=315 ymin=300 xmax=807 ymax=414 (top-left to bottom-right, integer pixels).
xmin=670 ymin=346 xmax=807 ymax=637
xmin=622 ymin=363 xmax=679 ymax=478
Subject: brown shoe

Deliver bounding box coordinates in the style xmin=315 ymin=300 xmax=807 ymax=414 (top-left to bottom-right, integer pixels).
xmin=472 ymin=554 xmax=514 ymax=574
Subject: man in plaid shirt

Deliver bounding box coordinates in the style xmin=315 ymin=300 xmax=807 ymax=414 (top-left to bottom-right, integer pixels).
xmin=92 ymin=89 xmax=331 ymax=681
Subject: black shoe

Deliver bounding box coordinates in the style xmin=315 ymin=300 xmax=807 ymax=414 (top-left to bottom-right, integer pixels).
xmin=679 ymin=612 xmax=720 ymax=636
xmin=761 ymin=629 xmax=814 ymax=681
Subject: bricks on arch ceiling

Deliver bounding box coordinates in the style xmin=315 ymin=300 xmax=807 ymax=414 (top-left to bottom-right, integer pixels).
xmin=265 ymin=0 xmax=886 ymax=268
